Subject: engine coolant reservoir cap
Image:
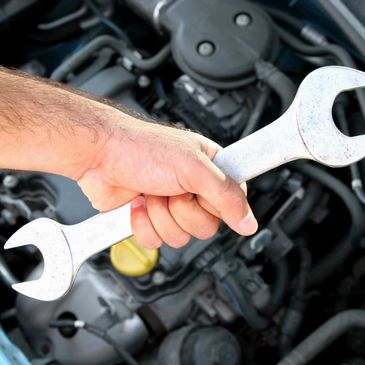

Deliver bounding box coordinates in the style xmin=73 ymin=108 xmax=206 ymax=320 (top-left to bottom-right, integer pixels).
xmin=110 ymin=236 xmax=159 ymax=276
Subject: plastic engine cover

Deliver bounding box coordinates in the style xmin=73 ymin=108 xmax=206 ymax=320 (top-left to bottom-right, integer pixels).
xmin=160 ymin=0 xmax=277 ymax=88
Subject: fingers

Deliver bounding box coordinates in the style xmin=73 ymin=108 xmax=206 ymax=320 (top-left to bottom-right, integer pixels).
xmin=145 ymin=195 xmax=191 ymax=248
xmin=197 ymin=182 xmax=248 ymax=218
xmin=130 ymin=196 xmax=163 ymax=249
xmin=168 ymin=193 xmax=219 ymax=240
xmin=181 ymin=153 xmax=258 ymax=236
xmin=131 ymin=193 xmax=220 ymax=249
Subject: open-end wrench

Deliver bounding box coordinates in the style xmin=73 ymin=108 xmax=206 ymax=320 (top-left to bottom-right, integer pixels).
xmin=4 ymin=66 xmax=365 ymax=301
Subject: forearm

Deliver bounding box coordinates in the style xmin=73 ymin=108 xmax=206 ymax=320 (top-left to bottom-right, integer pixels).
xmin=0 ymin=67 xmax=129 ymax=179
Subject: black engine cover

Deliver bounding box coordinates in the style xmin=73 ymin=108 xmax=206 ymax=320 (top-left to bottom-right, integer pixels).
xmin=160 ymin=0 xmax=278 ymax=89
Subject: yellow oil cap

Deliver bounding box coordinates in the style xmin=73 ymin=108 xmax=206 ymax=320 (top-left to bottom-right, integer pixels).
xmin=110 ymin=236 xmax=159 ymax=277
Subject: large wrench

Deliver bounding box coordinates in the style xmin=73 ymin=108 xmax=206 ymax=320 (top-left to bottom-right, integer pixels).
xmin=4 ymin=66 xmax=365 ymax=301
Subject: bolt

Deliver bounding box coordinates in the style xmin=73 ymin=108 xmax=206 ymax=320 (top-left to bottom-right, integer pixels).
xmin=235 ymin=13 xmax=251 ymax=27
xmin=137 ymin=75 xmax=151 ymax=88
xmin=152 ymin=271 xmax=166 ymax=285
xmin=2 ymin=209 xmax=16 ymax=225
xmin=3 ymin=175 xmax=18 ymax=188
xmin=197 ymin=41 xmax=215 ymax=56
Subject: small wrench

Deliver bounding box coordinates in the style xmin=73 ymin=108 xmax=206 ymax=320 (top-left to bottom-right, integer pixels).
xmin=4 ymin=66 xmax=365 ymax=301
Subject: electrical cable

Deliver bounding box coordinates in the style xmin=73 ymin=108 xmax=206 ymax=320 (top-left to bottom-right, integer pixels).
xmin=83 ymin=0 xmax=131 ymax=44
xmin=223 ymin=274 xmax=269 ymax=331
xmin=49 ymin=319 xmax=139 ymax=365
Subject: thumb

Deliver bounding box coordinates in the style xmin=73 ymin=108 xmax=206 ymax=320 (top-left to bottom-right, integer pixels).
xmin=183 ymin=153 xmax=258 ymax=236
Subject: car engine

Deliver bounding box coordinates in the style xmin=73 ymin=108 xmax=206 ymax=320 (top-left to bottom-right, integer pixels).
xmin=1 ymin=0 xmax=365 ymax=364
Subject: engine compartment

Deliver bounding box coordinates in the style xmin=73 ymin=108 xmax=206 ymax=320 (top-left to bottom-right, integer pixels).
xmin=1 ymin=1 xmax=365 ymax=364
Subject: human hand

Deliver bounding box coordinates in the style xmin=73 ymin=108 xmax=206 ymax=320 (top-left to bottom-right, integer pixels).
xmin=77 ymin=114 xmax=258 ymax=249
xmin=0 ymin=67 xmax=256 ymax=248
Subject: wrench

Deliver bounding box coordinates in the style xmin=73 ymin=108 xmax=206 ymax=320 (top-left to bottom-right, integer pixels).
xmin=4 ymin=66 xmax=365 ymax=301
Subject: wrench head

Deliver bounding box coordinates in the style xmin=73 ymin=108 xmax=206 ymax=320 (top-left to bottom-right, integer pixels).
xmin=296 ymin=66 xmax=365 ymax=167
xmin=4 ymin=218 xmax=73 ymax=301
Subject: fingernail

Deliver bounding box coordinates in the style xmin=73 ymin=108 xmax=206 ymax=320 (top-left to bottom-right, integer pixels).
xmin=238 ymin=210 xmax=258 ymax=235
xmin=131 ymin=196 xmax=145 ymax=208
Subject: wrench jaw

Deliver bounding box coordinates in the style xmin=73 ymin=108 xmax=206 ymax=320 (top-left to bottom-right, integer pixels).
xmin=297 ymin=66 xmax=365 ymax=167
xmin=4 ymin=218 xmax=74 ymax=301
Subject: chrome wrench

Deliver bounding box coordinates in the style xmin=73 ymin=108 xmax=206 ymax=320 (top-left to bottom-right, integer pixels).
xmin=4 ymin=66 xmax=365 ymax=301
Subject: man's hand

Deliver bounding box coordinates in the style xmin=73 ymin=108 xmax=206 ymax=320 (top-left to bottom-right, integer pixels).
xmin=0 ymin=67 xmax=257 ymax=249
xmin=77 ymin=118 xmax=258 ymax=248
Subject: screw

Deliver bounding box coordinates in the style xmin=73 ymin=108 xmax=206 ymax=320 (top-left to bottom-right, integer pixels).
xmin=197 ymin=41 xmax=215 ymax=56
xmin=3 ymin=175 xmax=18 ymax=188
xmin=152 ymin=271 xmax=166 ymax=285
xmin=137 ymin=75 xmax=151 ymax=88
xmin=235 ymin=13 xmax=251 ymax=27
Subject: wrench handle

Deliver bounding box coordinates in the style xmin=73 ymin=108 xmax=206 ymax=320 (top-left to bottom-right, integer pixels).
xmin=213 ymin=108 xmax=312 ymax=183
xmin=63 ymin=202 xmax=133 ymax=270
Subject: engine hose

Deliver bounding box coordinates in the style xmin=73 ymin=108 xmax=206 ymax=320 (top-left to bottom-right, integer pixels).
xmin=240 ymin=86 xmax=270 ymax=138
xmin=275 ymin=26 xmax=365 ymax=121
xmin=83 ymin=0 xmax=131 ymax=44
xmin=281 ymin=181 xmax=323 ymax=237
xmin=270 ymin=258 xmax=289 ymax=311
xmin=0 ymin=255 xmax=17 ymax=287
xmin=334 ymin=101 xmax=365 ymax=204
xmin=293 ymin=163 xmax=365 ymax=287
xmin=223 ymin=274 xmax=269 ymax=331
xmin=318 ymin=0 xmax=365 ymax=61
xmin=255 ymin=61 xmax=297 ymax=113
xmin=69 ymin=47 xmax=114 ymax=87
xmin=51 ymin=35 xmax=171 ymax=81
xmin=277 ymin=310 xmax=365 ymax=365
xmin=279 ymin=241 xmax=311 ymax=356
xmin=265 ymin=7 xmax=327 ymax=46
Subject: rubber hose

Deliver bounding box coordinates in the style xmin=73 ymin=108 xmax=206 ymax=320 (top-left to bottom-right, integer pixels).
xmin=265 ymin=7 xmax=327 ymax=46
xmin=51 ymin=35 xmax=171 ymax=81
xmin=264 ymin=6 xmax=304 ymax=32
xmin=277 ymin=310 xmax=365 ymax=365
xmin=281 ymin=181 xmax=323 ymax=236
xmin=279 ymin=242 xmax=311 ymax=355
xmin=293 ymin=163 xmax=365 ymax=287
xmin=70 ymin=47 xmax=113 ymax=86
xmin=275 ymin=26 xmax=365 ymax=120
xmin=240 ymin=87 xmax=271 ymax=138
xmin=255 ymin=60 xmax=297 ymax=113
xmin=334 ymin=102 xmax=365 ymax=204
xmin=0 ymin=255 xmax=17 ymax=287
xmin=318 ymin=0 xmax=365 ymax=61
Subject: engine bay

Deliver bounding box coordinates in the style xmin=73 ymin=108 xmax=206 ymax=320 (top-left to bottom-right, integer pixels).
xmin=1 ymin=0 xmax=365 ymax=364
